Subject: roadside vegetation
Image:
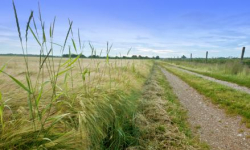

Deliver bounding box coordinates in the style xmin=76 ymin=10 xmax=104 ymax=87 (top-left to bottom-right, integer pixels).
xmin=129 ymin=65 xmax=208 ymax=149
xmin=160 ymin=62 xmax=250 ymax=128
xmin=165 ymin=59 xmax=250 ymax=88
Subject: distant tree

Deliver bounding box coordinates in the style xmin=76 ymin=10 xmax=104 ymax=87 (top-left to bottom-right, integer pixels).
xmin=62 ymin=54 xmax=86 ymax=58
xmin=156 ymin=56 xmax=160 ymax=59
xmin=88 ymin=55 xmax=100 ymax=58
xmin=181 ymin=55 xmax=187 ymax=59
xmin=132 ymin=55 xmax=138 ymax=59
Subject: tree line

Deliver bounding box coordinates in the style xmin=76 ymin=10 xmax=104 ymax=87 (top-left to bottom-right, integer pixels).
xmin=62 ymin=54 xmax=160 ymax=59
xmin=0 ymin=53 xmax=160 ymax=59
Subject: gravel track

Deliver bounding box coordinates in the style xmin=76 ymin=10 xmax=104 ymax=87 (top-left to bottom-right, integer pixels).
xmin=161 ymin=68 xmax=250 ymax=150
xmin=171 ymin=65 xmax=250 ymax=94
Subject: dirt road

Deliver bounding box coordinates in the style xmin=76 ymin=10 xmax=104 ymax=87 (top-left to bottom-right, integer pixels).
xmin=161 ymin=68 xmax=250 ymax=150
xmin=170 ymin=65 xmax=250 ymax=94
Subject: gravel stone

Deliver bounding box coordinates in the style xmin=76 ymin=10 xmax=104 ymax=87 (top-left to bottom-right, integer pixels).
xmin=161 ymin=68 xmax=250 ymax=150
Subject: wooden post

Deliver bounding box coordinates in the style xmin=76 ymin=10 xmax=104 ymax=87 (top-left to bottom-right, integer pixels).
xmin=206 ymin=51 xmax=208 ymax=63
xmin=190 ymin=53 xmax=192 ymax=62
xmin=241 ymin=47 xmax=245 ymax=63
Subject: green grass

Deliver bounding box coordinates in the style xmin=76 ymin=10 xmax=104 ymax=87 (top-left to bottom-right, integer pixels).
xmin=133 ymin=65 xmax=209 ymax=149
xmin=161 ymin=63 xmax=250 ymax=127
xmin=157 ymin=67 xmax=194 ymax=137
xmin=164 ymin=60 xmax=250 ymax=88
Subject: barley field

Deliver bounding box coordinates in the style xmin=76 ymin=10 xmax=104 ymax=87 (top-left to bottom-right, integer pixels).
xmin=0 ymin=54 xmax=153 ymax=149
xmin=0 ymin=2 xmax=157 ymax=149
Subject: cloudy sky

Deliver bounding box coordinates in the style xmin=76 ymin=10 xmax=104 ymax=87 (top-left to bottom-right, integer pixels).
xmin=1 ymin=0 xmax=250 ymax=58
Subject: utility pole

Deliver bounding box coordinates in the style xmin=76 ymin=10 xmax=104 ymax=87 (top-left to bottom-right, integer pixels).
xmin=206 ymin=51 xmax=208 ymax=63
xmin=241 ymin=47 xmax=245 ymax=64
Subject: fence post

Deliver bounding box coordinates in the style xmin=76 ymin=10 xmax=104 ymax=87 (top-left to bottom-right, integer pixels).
xmin=206 ymin=51 xmax=208 ymax=63
xmin=241 ymin=47 xmax=245 ymax=64
xmin=190 ymin=53 xmax=192 ymax=62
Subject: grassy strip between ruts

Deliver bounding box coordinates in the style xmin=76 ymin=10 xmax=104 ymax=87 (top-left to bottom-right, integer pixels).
xmin=164 ymin=62 xmax=250 ymax=89
xmin=129 ymin=65 xmax=208 ymax=149
xmin=160 ymin=63 xmax=250 ymax=128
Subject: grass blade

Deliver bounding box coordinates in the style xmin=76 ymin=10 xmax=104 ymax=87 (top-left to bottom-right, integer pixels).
xmin=127 ymin=47 xmax=132 ymax=55
xmin=0 ymin=91 xmax=4 ymax=130
xmin=40 ymin=49 xmax=52 ymax=69
xmin=50 ymin=23 xmax=52 ymax=37
xmin=12 ymin=0 xmax=23 ymax=44
xmin=42 ymin=22 xmax=46 ymax=42
xmin=2 ymin=71 xmax=31 ymax=94
xmin=63 ymin=21 xmax=73 ymax=52
xmin=29 ymin=27 xmax=41 ymax=46
xmin=56 ymin=67 xmax=74 ymax=77
xmin=52 ymin=16 xmax=56 ymax=36
xmin=32 ymin=17 xmax=39 ymax=38
xmin=25 ymin=11 xmax=33 ymax=43
xmin=78 ymin=28 xmax=81 ymax=49
xmin=66 ymin=53 xmax=82 ymax=68
xmin=0 ymin=64 xmax=6 ymax=74
xmin=72 ymin=38 xmax=77 ymax=52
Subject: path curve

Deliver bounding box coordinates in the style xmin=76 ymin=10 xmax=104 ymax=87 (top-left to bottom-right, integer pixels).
xmin=161 ymin=67 xmax=250 ymax=150
xmin=170 ymin=65 xmax=250 ymax=94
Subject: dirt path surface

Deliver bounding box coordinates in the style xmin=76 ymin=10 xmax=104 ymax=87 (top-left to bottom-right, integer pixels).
xmin=170 ymin=65 xmax=250 ymax=95
xmin=161 ymin=68 xmax=250 ymax=150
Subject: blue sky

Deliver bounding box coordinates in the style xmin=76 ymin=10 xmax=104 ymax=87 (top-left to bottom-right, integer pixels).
xmin=1 ymin=0 xmax=250 ymax=58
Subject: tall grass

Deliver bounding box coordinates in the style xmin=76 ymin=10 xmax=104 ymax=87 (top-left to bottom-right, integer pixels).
xmin=0 ymin=1 xmax=152 ymax=149
xmin=165 ymin=59 xmax=250 ymax=88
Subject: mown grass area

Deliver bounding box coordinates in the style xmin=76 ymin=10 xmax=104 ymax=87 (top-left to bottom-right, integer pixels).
xmin=131 ymin=65 xmax=208 ymax=149
xmin=160 ymin=63 xmax=250 ymax=128
xmin=164 ymin=60 xmax=250 ymax=88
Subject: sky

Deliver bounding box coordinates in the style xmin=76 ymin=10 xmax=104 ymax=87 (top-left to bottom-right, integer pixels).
xmin=1 ymin=0 xmax=250 ymax=58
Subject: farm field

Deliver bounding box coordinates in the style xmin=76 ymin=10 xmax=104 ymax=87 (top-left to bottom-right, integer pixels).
xmin=0 ymin=56 xmax=151 ymax=149
xmin=2 ymin=0 xmax=250 ymax=149
xmin=0 ymin=56 xmax=151 ymax=109
xmin=0 ymin=56 xmax=208 ymax=149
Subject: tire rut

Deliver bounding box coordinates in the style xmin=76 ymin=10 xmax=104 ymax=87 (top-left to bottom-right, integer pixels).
xmin=161 ymin=67 xmax=250 ymax=150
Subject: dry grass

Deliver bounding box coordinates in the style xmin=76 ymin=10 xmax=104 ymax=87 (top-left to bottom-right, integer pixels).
xmin=0 ymin=56 xmax=149 ymax=108
xmin=129 ymin=66 xmax=208 ymax=150
xmin=0 ymin=55 xmax=153 ymax=149
xmin=0 ymin=2 xmax=156 ymax=148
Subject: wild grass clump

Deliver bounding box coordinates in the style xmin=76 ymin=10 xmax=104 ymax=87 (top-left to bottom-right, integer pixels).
xmin=0 ymin=1 xmax=153 ymax=149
